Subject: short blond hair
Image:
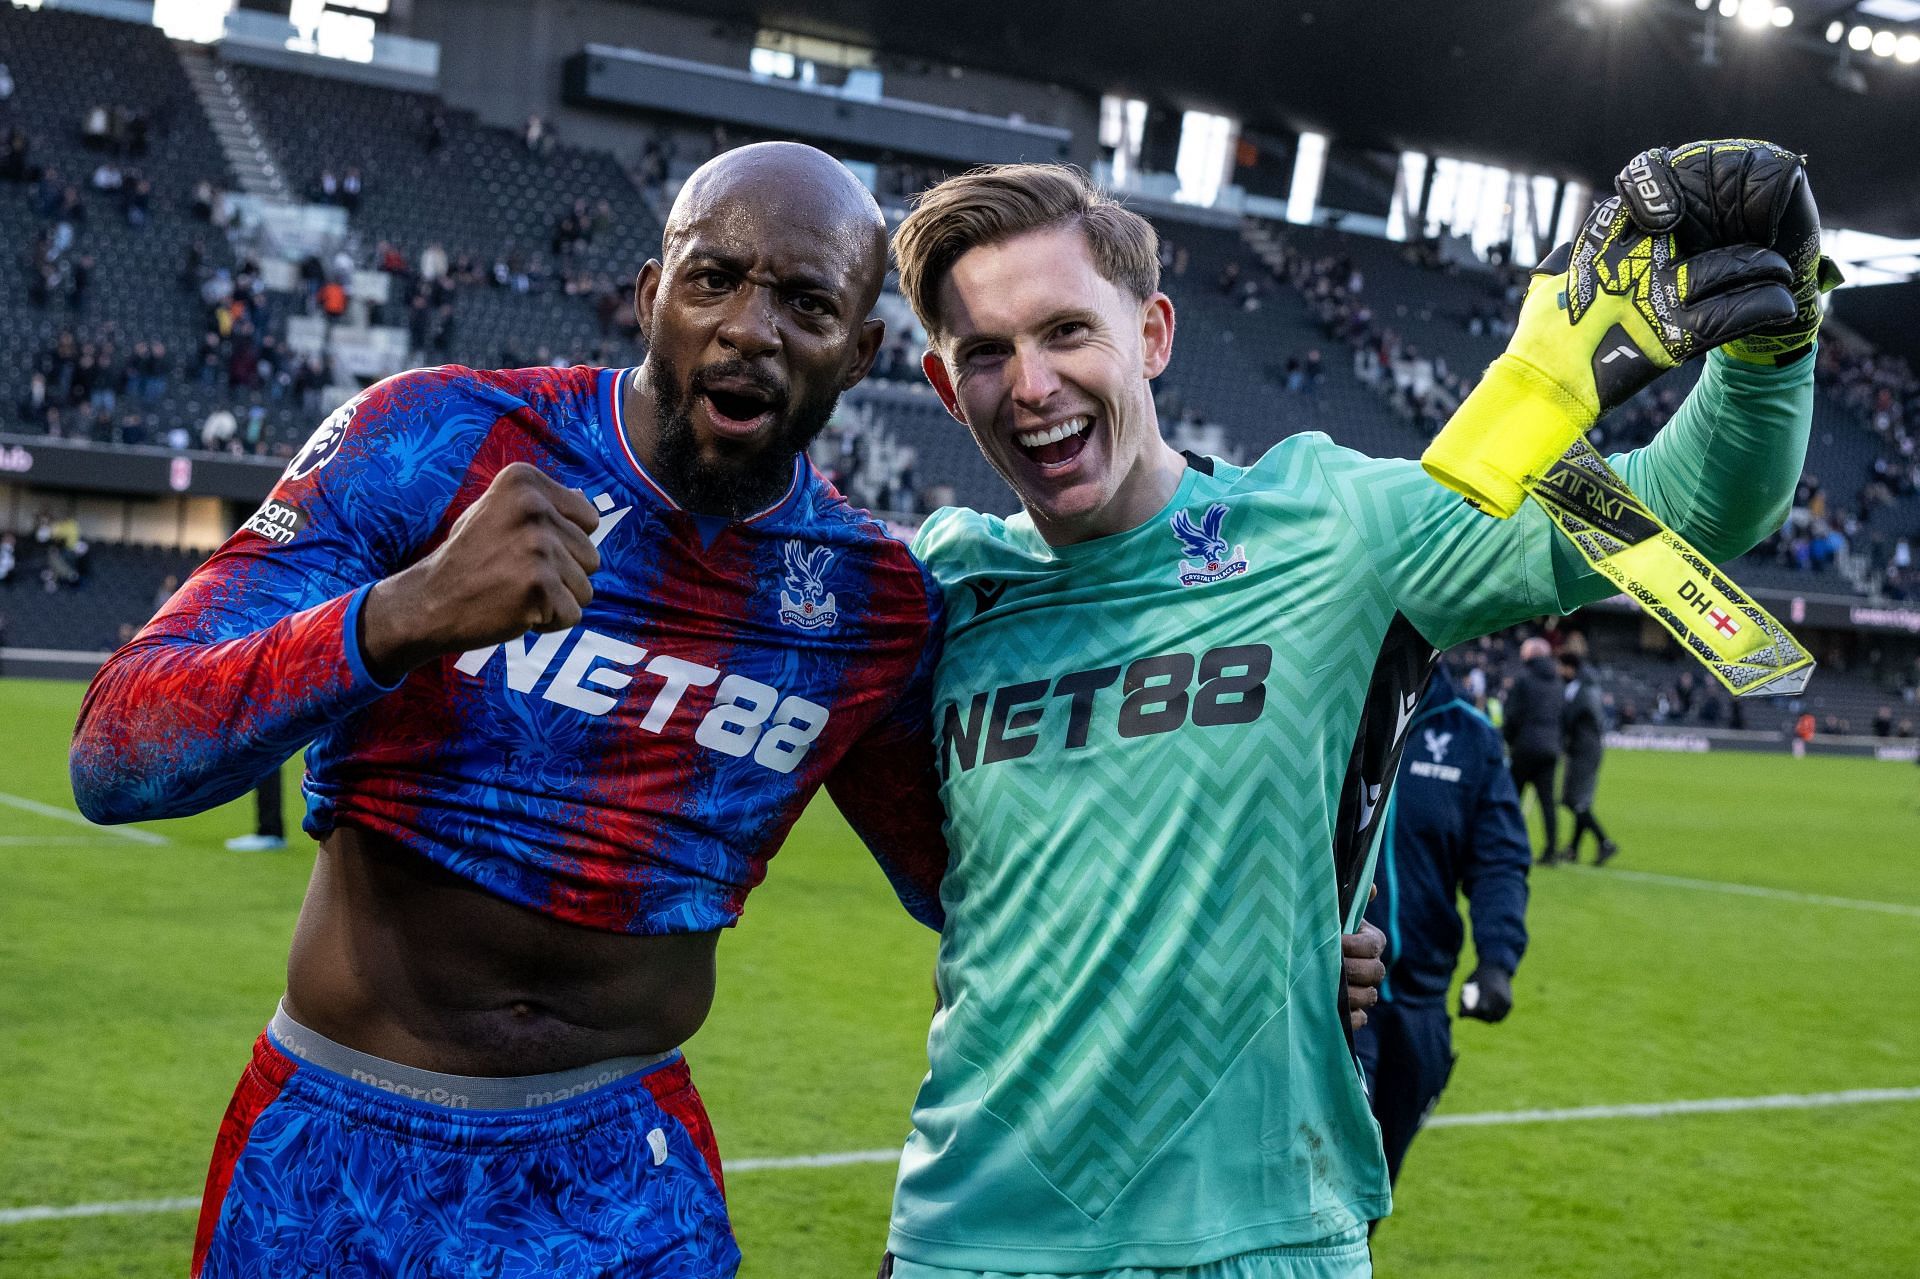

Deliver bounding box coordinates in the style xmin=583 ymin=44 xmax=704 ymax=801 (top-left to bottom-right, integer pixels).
xmin=893 ymin=164 xmax=1160 ymax=341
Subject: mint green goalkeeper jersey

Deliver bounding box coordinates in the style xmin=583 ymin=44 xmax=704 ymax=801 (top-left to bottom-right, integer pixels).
xmin=890 ymin=352 xmax=1813 ymax=1272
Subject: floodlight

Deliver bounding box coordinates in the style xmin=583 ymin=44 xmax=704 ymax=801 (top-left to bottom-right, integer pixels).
xmin=1849 ymin=23 xmax=1875 ymax=49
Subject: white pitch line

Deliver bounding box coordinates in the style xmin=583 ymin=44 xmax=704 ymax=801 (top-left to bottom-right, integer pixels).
xmin=8 ymin=1087 xmax=1917 ymax=1227
xmin=1568 ymin=865 xmax=1920 ymax=919
xmin=1426 ymin=1086 xmax=1920 ymax=1128
xmin=0 ymin=835 xmax=133 ymax=847
xmin=729 ymin=1148 xmax=901 ymax=1172
xmin=0 ymin=1196 xmax=199 ymax=1225
xmin=0 ymin=792 xmax=168 ymax=846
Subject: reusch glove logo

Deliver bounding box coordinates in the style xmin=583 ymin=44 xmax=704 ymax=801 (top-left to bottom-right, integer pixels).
xmin=1616 ymin=139 xmax=1844 ymax=365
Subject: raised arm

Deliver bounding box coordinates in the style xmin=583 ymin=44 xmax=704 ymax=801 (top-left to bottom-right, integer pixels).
xmin=70 ymin=370 xmax=597 ymax=823
xmin=1313 ymin=342 xmax=1810 ymax=654
xmin=1321 ymin=138 xmax=1829 ymax=650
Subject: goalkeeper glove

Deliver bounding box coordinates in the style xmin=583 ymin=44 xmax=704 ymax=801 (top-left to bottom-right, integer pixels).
xmin=1616 ymin=138 xmax=1844 ymax=366
xmin=1423 ymin=188 xmax=1796 ymax=517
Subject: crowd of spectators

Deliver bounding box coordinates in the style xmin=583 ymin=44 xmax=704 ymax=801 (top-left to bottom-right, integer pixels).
xmin=1817 ymin=336 xmax=1920 ymax=596
xmin=1257 ymin=234 xmax=1507 ymax=437
xmin=2 ymin=512 xmax=92 ymax=594
xmin=9 ymin=124 xmax=160 ymax=312
xmin=809 ymin=408 xmax=922 ymax=517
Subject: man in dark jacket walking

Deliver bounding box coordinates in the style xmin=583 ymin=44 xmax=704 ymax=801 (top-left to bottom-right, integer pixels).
xmin=1558 ymin=652 xmax=1618 ymax=865
xmin=1357 ymin=664 xmax=1531 ymax=1191
xmin=1502 ymin=636 xmax=1565 ymax=862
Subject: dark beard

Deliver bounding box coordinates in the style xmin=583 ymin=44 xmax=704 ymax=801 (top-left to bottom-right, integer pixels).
xmin=647 ymin=354 xmax=841 ymax=518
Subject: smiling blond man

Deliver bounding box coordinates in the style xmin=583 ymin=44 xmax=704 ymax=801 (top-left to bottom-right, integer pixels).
xmin=882 ymin=161 xmax=1818 ymax=1278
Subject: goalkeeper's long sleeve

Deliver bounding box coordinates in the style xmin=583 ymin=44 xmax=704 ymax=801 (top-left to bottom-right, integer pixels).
xmin=1315 ymin=347 xmax=1815 ymax=652
xmin=1589 ymin=348 xmax=1815 ymax=579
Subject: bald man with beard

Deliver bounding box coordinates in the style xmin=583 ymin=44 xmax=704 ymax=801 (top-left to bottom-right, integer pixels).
xmin=72 ymin=141 xmax=951 ymax=1278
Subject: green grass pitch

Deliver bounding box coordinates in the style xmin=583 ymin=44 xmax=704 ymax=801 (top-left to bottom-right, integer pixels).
xmin=2 ymin=675 xmax=1917 ymax=1277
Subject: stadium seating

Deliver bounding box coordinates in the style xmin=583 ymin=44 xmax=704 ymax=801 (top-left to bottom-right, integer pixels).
xmin=0 ymin=540 xmax=207 ymax=654
xmin=0 ymin=4 xmax=251 ymax=447
xmin=0 ymin=5 xmax=1911 ymax=608
xmin=222 ymin=61 xmax=655 ymax=371
xmin=1561 ymin=642 xmax=1914 ymax=739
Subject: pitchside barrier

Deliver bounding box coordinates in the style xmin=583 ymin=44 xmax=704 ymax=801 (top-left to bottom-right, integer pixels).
xmin=1605 ymin=726 xmax=1920 ymax=762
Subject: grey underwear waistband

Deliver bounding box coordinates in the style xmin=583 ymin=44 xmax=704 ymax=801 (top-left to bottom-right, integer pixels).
xmin=267 ymin=1002 xmax=678 ymax=1111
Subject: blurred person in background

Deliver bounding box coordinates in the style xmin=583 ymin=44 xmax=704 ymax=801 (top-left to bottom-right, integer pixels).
xmin=1357 ymin=661 xmax=1529 ymax=1195
xmin=1556 ymin=649 xmax=1617 ymax=865
xmin=226 ymin=764 xmax=288 ymax=853
xmin=1503 ymin=635 xmax=1564 ymax=863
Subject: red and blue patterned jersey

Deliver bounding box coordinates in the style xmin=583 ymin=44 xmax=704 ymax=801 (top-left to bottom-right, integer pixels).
xmin=71 ymin=364 xmax=950 ymax=934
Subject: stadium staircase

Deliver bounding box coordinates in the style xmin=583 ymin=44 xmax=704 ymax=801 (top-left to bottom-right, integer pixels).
xmin=176 ymin=45 xmax=289 ymax=202
xmin=0 ymin=4 xmax=262 ymax=447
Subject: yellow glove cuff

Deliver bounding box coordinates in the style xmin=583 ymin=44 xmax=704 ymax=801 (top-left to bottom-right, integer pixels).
xmin=1421 ymin=353 xmax=1594 ymax=518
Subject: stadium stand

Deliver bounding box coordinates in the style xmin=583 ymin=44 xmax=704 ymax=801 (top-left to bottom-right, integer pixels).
xmin=220 ymin=60 xmax=657 ymax=370
xmin=1455 ymin=624 xmax=1920 ymax=742
xmin=1 ymin=3 xmax=1914 ymax=656
xmin=0 ymin=4 xmax=263 ymax=450
xmin=0 ymin=528 xmax=205 ymax=654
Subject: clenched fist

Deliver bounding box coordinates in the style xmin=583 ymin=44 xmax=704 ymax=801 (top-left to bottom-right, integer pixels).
xmin=360 ymin=463 xmax=601 ymax=683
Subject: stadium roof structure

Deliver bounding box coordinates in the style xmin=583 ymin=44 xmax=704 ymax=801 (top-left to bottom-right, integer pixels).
xmin=648 ymin=0 xmax=1920 ymax=238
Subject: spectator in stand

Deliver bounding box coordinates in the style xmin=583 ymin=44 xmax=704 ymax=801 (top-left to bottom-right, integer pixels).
xmin=317 ymin=278 xmax=348 ymax=326
xmin=2 ymin=127 xmax=30 ymax=182
xmin=431 ymin=302 xmax=456 ymax=356
xmin=342 ymin=167 xmax=363 ymax=214
xmin=141 ymin=341 xmax=169 ymax=400
xmin=16 ymin=372 xmax=50 ymax=427
xmin=153 ymin=573 xmax=179 ymax=615
xmin=124 ymin=174 xmax=150 ymax=227
xmin=0 ymin=533 xmax=16 ymax=588
xmin=82 ymin=104 xmax=111 ymax=148
xmin=201 ymin=405 xmax=237 ymax=452
xmin=1874 ymin=706 xmax=1895 ymax=738
xmin=1672 ymin=670 xmax=1698 ymax=722
xmin=69 ymin=254 xmax=93 ymax=309
xmin=0 ymin=62 xmax=12 ymax=103
xmin=1792 ymin=711 xmax=1816 ymax=758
